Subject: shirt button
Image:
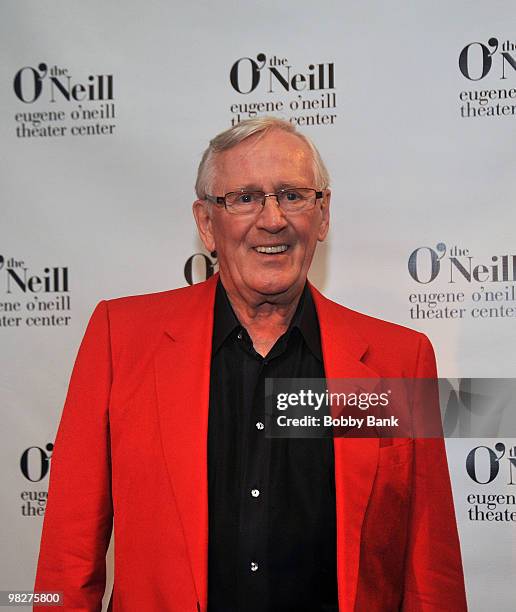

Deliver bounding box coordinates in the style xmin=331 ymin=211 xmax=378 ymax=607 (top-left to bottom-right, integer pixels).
xmin=250 ymin=561 xmax=259 ymax=572
xmin=237 ymin=330 xmax=243 ymax=340
xmin=251 ymin=489 xmax=260 ymax=498
xmin=256 ymin=422 xmax=264 ymax=430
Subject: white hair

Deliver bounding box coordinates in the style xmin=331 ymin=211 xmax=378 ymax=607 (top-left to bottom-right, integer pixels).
xmin=195 ymin=116 xmax=330 ymax=198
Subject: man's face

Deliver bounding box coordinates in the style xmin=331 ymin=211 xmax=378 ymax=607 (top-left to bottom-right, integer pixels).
xmin=193 ymin=129 xmax=330 ymax=304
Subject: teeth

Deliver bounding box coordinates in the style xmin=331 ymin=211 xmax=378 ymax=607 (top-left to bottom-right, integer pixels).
xmin=255 ymin=245 xmax=288 ymax=254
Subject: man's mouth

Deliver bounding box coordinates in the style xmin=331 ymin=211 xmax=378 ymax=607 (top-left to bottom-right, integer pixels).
xmin=253 ymin=245 xmax=289 ymax=254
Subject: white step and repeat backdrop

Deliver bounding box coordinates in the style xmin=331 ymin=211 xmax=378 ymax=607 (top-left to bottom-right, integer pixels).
xmin=1 ymin=1 xmax=515 ymax=610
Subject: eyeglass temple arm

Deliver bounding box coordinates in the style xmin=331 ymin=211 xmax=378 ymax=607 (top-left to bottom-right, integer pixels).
xmin=205 ymin=195 xmax=225 ymax=205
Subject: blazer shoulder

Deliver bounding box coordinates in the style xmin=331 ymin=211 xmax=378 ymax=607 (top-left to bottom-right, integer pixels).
xmin=315 ymin=289 xmax=427 ymax=345
xmin=92 ymin=276 xmax=217 ymax=364
xmin=105 ymin=275 xmax=216 ymax=323
xmin=312 ymin=287 xmax=434 ymax=376
xmin=337 ymin=301 xmax=426 ymax=344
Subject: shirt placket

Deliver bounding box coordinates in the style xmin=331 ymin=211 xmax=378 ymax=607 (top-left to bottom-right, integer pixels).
xmin=237 ymin=339 xmax=272 ymax=611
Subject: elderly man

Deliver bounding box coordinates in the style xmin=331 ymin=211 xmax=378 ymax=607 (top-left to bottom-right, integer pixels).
xmin=35 ymin=117 xmax=467 ymax=611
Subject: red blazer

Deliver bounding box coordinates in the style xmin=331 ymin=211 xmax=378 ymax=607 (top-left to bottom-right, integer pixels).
xmin=35 ymin=275 xmax=467 ymax=611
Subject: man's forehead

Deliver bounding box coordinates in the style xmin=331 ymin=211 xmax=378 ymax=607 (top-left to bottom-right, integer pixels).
xmin=214 ymin=129 xmax=314 ymax=187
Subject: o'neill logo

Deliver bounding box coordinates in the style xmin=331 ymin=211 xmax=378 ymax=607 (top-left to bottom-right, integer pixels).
xmin=458 ymin=37 xmax=516 ymax=118
xmin=230 ymin=53 xmax=334 ymax=94
xmin=184 ymin=252 xmax=217 ymax=285
xmin=466 ymin=443 xmax=516 ymax=485
xmin=13 ymin=63 xmax=113 ymax=104
xmin=459 ymin=38 xmax=516 ymax=81
xmin=406 ymin=243 xmax=516 ymax=321
xmin=465 ymin=442 xmax=516 ymax=523
xmin=19 ymin=443 xmax=53 ymax=517
xmin=11 ymin=62 xmax=117 ymax=139
xmin=228 ymin=53 xmax=337 ymax=127
xmin=0 ymin=254 xmax=72 ymax=328
xmin=408 ymin=243 xmax=516 ymax=284
xmin=20 ymin=443 xmax=54 ymax=482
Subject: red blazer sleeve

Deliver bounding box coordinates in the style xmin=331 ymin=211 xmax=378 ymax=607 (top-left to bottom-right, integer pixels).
xmin=402 ymin=335 xmax=467 ymax=611
xmin=34 ymin=301 xmax=113 ymax=612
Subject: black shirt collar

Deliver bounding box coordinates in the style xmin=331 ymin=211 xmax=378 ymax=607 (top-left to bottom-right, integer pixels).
xmin=212 ymin=280 xmax=322 ymax=361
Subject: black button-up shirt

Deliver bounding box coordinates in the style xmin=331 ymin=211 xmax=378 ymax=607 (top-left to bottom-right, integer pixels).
xmin=207 ymin=281 xmax=338 ymax=612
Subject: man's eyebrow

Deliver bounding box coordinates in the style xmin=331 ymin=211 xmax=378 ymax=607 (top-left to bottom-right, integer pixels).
xmin=228 ymin=182 xmax=305 ymax=192
xmin=224 ymin=184 xmax=260 ymax=192
xmin=276 ymin=182 xmax=305 ymax=190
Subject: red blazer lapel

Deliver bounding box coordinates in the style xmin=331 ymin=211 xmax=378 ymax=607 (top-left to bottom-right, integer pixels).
xmin=311 ymin=283 xmax=380 ymax=612
xmin=154 ymin=275 xmax=218 ymax=611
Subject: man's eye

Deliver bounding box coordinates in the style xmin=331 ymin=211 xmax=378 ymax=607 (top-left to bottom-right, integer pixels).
xmin=284 ymin=190 xmax=302 ymax=201
xmin=238 ymin=193 xmax=255 ymax=203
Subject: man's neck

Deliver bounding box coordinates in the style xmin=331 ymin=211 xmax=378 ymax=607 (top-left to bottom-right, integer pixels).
xmin=223 ymin=283 xmax=304 ymax=357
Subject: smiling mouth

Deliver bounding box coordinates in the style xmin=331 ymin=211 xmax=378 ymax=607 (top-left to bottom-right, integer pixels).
xmin=254 ymin=245 xmax=289 ymax=254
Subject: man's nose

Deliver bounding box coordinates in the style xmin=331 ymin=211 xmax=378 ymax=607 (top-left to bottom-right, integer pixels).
xmin=255 ymin=194 xmax=288 ymax=231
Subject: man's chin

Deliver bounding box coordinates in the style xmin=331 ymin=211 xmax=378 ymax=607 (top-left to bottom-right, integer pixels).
xmin=247 ymin=276 xmax=304 ymax=299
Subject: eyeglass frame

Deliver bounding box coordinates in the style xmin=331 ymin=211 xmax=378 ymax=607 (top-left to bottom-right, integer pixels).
xmin=204 ymin=187 xmax=324 ymax=214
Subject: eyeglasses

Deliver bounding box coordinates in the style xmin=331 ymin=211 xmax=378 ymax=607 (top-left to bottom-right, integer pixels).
xmin=205 ymin=187 xmax=323 ymax=215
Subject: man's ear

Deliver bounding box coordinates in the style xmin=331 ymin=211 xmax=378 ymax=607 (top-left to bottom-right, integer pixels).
xmin=192 ymin=199 xmax=216 ymax=253
xmin=317 ymin=189 xmax=331 ymax=242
